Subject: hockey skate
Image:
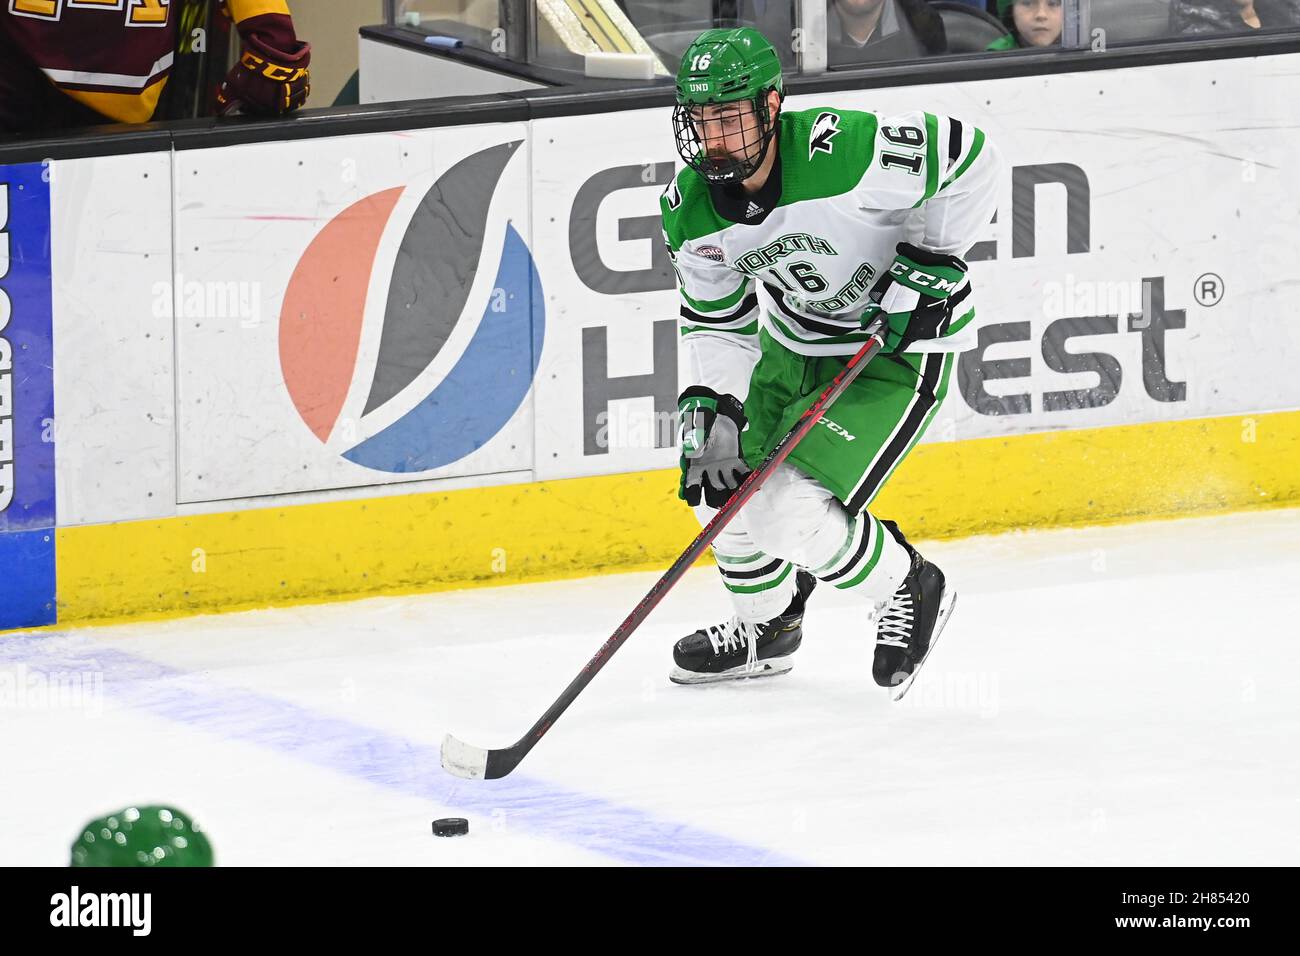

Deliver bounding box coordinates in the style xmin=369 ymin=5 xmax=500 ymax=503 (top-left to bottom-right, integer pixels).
xmin=873 ymin=520 xmax=957 ymax=701
xmin=669 ymin=571 xmax=816 ymax=685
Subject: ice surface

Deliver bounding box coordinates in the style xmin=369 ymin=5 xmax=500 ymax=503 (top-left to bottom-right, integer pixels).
xmin=3 ymin=508 xmax=1298 ymax=866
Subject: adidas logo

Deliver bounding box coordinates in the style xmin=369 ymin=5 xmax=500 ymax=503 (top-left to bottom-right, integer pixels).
xmin=745 ymin=201 xmax=764 ymax=219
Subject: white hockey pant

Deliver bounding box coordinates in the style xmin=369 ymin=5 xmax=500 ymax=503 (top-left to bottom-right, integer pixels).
xmin=695 ymin=463 xmax=911 ymax=624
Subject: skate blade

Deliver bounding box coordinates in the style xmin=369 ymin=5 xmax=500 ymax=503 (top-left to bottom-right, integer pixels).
xmin=891 ymin=588 xmax=957 ymax=703
xmin=669 ymin=657 xmax=794 ymax=685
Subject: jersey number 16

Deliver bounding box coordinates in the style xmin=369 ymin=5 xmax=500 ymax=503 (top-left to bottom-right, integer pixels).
xmin=879 ymin=125 xmax=925 ymax=176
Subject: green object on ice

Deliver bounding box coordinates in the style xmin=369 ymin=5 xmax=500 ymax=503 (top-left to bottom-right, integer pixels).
xmin=70 ymin=805 xmax=214 ymax=867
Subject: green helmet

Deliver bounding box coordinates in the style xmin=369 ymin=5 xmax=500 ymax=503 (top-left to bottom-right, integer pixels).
xmin=70 ymin=806 xmax=214 ymax=867
xmin=672 ymin=28 xmax=784 ymax=185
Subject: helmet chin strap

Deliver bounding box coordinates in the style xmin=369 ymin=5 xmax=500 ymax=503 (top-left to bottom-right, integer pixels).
xmin=743 ymin=102 xmax=781 ymax=182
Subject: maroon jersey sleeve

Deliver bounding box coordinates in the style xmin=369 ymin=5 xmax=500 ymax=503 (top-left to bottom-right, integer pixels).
xmin=1 ymin=0 xmax=179 ymax=124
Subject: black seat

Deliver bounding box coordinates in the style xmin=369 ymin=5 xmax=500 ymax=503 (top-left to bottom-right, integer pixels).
xmin=641 ymin=22 xmax=719 ymax=67
xmin=929 ymin=1 xmax=1013 ymax=52
xmin=639 ymin=12 xmax=796 ymax=70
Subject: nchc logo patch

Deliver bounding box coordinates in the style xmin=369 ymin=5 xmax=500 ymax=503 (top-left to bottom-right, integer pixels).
xmin=279 ymin=141 xmax=544 ymax=473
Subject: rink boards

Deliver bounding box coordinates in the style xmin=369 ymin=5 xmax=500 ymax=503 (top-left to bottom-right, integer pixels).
xmin=3 ymin=52 xmax=1300 ymax=631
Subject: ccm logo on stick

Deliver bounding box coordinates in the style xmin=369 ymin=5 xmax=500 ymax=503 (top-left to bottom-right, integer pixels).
xmin=819 ymin=417 xmax=856 ymax=441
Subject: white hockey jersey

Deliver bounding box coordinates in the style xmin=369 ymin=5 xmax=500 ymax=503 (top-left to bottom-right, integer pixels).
xmin=661 ymin=106 xmax=1001 ymax=400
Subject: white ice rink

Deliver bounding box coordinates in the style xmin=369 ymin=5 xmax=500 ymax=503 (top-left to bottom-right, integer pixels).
xmin=3 ymin=507 xmax=1299 ymax=866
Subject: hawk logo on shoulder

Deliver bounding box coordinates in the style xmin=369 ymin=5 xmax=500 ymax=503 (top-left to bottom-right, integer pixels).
xmin=809 ymin=112 xmax=842 ymax=160
xmin=664 ymin=180 xmax=682 ymax=211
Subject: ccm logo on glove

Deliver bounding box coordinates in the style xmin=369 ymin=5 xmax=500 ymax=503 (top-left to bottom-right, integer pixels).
xmin=217 ymin=32 xmax=311 ymax=116
xmin=886 ymin=260 xmax=962 ymax=294
xmin=866 ymin=242 xmax=972 ymax=354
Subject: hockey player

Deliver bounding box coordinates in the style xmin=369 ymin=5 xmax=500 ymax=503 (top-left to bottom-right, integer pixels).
xmin=663 ymin=27 xmax=1000 ymax=692
xmin=0 ymin=0 xmax=310 ymax=135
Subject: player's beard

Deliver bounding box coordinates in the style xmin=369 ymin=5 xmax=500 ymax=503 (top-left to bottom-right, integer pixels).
xmin=702 ymin=145 xmax=742 ymax=178
xmin=707 ymin=136 xmax=758 ymax=173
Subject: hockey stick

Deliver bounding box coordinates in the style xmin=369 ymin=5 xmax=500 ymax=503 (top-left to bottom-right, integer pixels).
xmin=441 ymin=317 xmax=889 ymax=780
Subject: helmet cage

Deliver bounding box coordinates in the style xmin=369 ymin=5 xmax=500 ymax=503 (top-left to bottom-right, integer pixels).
xmin=673 ymin=90 xmax=780 ymax=187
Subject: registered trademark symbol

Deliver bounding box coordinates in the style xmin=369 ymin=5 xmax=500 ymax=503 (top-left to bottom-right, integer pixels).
xmin=1194 ymin=273 xmax=1224 ymax=307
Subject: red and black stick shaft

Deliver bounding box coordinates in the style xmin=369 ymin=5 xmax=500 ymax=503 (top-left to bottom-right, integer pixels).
xmin=464 ymin=320 xmax=887 ymax=780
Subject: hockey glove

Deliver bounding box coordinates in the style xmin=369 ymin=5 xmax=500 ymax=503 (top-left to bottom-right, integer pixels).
xmin=678 ymin=386 xmax=750 ymax=509
xmin=865 ymin=243 xmax=971 ymax=354
xmin=217 ymin=31 xmax=311 ymax=116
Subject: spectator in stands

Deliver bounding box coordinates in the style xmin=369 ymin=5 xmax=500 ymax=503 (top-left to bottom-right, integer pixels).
xmin=986 ymin=0 xmax=1063 ymax=49
xmin=1170 ymin=0 xmax=1300 ymax=34
xmin=827 ymin=0 xmax=947 ymax=65
xmin=1 ymin=0 xmax=311 ymax=136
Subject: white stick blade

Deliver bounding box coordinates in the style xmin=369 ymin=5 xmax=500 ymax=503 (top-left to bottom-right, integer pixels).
xmin=440 ymin=733 xmax=489 ymax=780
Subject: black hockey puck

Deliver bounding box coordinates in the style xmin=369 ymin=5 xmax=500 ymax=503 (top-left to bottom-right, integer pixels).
xmin=432 ymin=817 xmax=469 ymax=837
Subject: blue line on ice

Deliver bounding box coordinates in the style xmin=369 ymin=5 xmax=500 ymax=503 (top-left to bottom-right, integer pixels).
xmin=1 ymin=636 xmax=807 ymax=866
